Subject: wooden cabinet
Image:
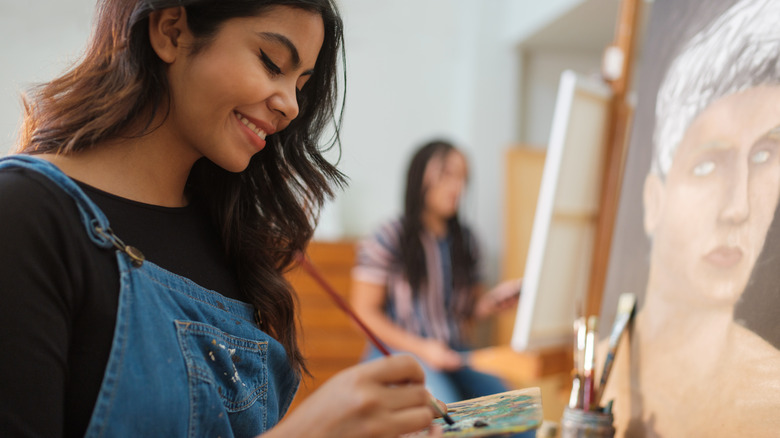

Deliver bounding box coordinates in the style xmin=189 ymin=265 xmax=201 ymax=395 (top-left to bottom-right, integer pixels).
xmin=495 ymin=146 xmax=547 ymax=345
xmin=285 ymin=240 xmax=365 ymax=411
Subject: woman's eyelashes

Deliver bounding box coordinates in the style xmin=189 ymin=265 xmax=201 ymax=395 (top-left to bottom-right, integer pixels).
xmin=260 ymin=50 xmax=282 ymax=76
xmin=259 ymin=49 xmax=308 ymax=93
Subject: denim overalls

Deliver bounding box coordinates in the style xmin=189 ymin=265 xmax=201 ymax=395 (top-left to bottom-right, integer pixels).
xmin=0 ymin=155 xmax=299 ymax=437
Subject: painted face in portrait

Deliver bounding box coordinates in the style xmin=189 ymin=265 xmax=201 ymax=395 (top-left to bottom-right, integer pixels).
xmin=644 ymin=85 xmax=780 ymax=306
xmin=156 ymin=6 xmax=324 ymax=173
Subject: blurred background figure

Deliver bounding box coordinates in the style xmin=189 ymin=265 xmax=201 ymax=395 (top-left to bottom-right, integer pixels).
xmin=351 ymin=139 xmax=523 ymax=404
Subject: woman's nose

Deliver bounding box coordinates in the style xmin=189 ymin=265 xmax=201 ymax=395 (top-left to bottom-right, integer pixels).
xmin=269 ymin=82 xmax=300 ymax=122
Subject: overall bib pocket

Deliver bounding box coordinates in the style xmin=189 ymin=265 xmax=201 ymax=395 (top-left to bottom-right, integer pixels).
xmin=175 ymin=320 xmax=269 ymax=412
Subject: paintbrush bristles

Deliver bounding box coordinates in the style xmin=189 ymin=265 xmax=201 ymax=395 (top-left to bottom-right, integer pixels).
xmin=595 ymin=292 xmax=637 ymax=407
xmin=569 ymin=293 xmax=637 ymax=411
xmin=569 ymin=316 xmax=587 ymax=409
xmin=609 ymin=293 xmax=637 ymax=346
xmin=582 ymin=316 xmax=598 ymax=410
xmin=576 ymin=317 xmax=586 ymax=374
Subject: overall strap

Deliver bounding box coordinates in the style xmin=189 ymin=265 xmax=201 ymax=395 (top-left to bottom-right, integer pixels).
xmin=0 ymin=154 xmax=145 ymax=266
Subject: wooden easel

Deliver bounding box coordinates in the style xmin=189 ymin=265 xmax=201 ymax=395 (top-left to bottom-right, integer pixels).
xmin=585 ymin=0 xmax=643 ymax=318
xmin=473 ymin=0 xmax=645 ymax=424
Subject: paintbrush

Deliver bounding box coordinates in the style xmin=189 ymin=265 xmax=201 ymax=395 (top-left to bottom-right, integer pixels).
xmin=594 ymin=292 xmax=636 ymax=406
xmin=295 ymin=253 xmax=456 ymax=425
xmin=582 ymin=315 xmax=598 ymax=411
xmin=568 ymin=316 xmax=586 ymax=409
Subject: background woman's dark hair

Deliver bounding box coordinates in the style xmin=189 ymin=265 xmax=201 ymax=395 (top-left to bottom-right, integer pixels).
xmin=17 ymin=0 xmax=347 ymax=376
xmin=400 ymin=140 xmax=478 ymax=320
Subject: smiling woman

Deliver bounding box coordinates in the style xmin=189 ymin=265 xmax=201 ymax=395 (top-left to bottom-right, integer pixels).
xmin=0 ymin=1 xmax=444 ymax=437
xmin=152 ymin=6 xmax=325 ymax=172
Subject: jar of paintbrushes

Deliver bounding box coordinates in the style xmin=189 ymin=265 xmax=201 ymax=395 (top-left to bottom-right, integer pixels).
xmin=562 ymin=293 xmax=636 ymax=438
xmin=560 ymin=406 xmax=614 ymax=438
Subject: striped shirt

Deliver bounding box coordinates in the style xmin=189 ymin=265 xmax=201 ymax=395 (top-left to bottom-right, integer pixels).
xmin=352 ymin=218 xmax=482 ymax=349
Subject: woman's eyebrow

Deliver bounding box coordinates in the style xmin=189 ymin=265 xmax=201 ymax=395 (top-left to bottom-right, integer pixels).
xmin=257 ymin=32 xmax=301 ymax=68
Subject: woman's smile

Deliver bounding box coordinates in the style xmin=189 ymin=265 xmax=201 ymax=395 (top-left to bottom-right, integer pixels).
xmin=234 ymin=111 xmax=269 ymax=151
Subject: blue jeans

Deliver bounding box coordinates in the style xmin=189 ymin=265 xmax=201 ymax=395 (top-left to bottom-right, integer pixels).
xmin=363 ymin=344 xmax=509 ymax=403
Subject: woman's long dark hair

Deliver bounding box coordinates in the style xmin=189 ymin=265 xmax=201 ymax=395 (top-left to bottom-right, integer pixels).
xmin=17 ymin=0 xmax=347 ymax=377
xmin=400 ymin=140 xmax=478 ymax=319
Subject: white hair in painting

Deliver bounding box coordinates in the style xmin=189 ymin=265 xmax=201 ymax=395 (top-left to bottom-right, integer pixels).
xmin=652 ymin=0 xmax=780 ymax=177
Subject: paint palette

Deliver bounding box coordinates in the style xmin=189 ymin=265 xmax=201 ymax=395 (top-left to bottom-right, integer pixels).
xmin=405 ymin=387 xmax=542 ymax=437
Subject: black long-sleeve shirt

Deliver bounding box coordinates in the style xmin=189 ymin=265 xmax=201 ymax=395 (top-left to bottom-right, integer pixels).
xmin=0 ymin=167 xmax=243 ymax=437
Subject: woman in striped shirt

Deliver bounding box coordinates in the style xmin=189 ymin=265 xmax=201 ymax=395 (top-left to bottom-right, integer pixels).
xmin=351 ymin=139 xmax=522 ymax=404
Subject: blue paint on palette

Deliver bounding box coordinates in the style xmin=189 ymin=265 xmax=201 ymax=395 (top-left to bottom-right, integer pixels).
xmin=406 ymin=387 xmax=543 ymax=437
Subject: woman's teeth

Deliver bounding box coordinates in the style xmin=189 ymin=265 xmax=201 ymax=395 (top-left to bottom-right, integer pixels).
xmin=235 ymin=113 xmax=267 ymax=140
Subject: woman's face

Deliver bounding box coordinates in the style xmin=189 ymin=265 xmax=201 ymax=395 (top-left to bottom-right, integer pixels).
xmin=423 ymin=150 xmax=468 ymax=221
xmin=164 ymin=6 xmax=325 ymax=172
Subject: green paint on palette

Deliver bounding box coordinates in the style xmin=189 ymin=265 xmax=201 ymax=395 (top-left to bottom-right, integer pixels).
xmin=406 ymin=387 xmax=543 ymax=437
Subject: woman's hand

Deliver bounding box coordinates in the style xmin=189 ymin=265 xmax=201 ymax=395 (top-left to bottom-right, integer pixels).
xmin=267 ymin=355 xmax=443 ymax=438
xmin=474 ymin=278 xmax=522 ymax=319
xmin=416 ymin=339 xmax=463 ymax=371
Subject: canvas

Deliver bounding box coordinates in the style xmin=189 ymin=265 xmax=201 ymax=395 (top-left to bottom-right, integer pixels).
xmin=599 ymin=0 xmax=780 ymax=436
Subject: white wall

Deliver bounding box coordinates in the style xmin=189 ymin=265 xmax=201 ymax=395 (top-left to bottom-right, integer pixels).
xmin=521 ymin=50 xmax=604 ymax=146
xmin=0 ymin=0 xmax=588 ymax=283
xmin=325 ymin=0 xmax=589 ymax=281
xmin=0 ymin=1 xmax=95 ymax=152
